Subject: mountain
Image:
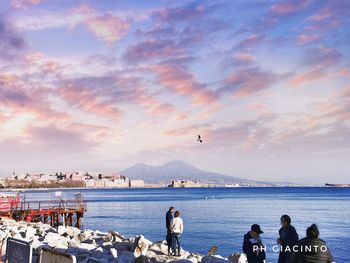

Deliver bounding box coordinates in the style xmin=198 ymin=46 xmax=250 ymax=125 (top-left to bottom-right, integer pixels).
xmin=120 ymin=160 xmax=253 ymax=184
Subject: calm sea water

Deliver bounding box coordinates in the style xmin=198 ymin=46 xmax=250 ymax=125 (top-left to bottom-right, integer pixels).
xmin=21 ymin=187 xmax=350 ymax=263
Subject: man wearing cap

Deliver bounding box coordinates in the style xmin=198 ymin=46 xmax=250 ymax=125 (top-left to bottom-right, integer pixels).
xmin=243 ymin=224 xmax=266 ymax=263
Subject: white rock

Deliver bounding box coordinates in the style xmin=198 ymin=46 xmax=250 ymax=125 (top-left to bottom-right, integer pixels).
xmin=134 ymin=235 xmax=152 ymax=258
xmin=75 ymin=242 xmax=98 ymax=251
xmin=58 ymin=226 xmax=67 ymax=235
xmin=25 ymin=226 xmax=36 ymax=241
xmin=66 ymin=226 xmax=81 ymax=237
xmin=110 ymin=248 xmax=118 ymax=258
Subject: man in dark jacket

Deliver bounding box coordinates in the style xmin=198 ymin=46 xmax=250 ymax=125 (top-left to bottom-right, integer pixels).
xmin=243 ymin=224 xmax=266 ymax=263
xmin=290 ymin=224 xmax=333 ymax=263
xmin=277 ymin=215 xmax=299 ymax=263
xmin=165 ymin=207 xmax=174 ymax=255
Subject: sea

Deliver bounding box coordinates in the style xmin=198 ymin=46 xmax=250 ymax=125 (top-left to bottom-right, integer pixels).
xmin=21 ymin=187 xmax=350 ymax=263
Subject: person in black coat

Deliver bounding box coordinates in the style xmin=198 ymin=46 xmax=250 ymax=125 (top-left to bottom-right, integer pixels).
xmin=243 ymin=224 xmax=266 ymax=263
xmin=277 ymin=215 xmax=299 ymax=263
xmin=165 ymin=206 xmax=175 ymax=255
xmin=290 ymin=224 xmax=333 ymax=263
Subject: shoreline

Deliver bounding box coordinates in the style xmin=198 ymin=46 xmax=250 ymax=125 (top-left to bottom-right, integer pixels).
xmin=0 ymin=185 xmax=342 ymax=192
xmin=0 ymin=217 xmax=246 ymax=263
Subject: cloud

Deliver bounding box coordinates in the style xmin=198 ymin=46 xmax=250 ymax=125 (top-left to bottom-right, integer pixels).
xmin=234 ymin=35 xmax=266 ymax=50
xmin=270 ymin=0 xmax=313 ymax=15
xmin=290 ymin=46 xmax=342 ymax=86
xmin=289 ymin=68 xmax=327 ymax=86
xmin=84 ymin=13 xmax=130 ymax=44
xmin=303 ymin=46 xmax=341 ymax=69
xmin=0 ymin=15 xmax=26 ymax=59
xmin=297 ymin=34 xmax=320 ymax=45
xmin=11 ymin=0 xmax=43 ymax=9
xmin=68 ymin=4 xmax=130 ymax=43
xmin=151 ymin=3 xmax=207 ymax=23
xmin=148 ymin=63 xmax=219 ymax=106
xmin=124 ymin=39 xmax=184 ymax=63
xmin=0 ymin=73 xmax=69 ymax=124
xmin=165 ymin=124 xmax=208 ymax=137
xmin=26 ymin=125 xmax=96 ymax=152
xmin=220 ymin=67 xmax=277 ymax=97
xmin=57 ymin=73 xmax=175 ymax=119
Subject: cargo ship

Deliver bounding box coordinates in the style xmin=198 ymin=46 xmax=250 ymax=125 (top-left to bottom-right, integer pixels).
xmin=325 ymin=183 xmax=350 ymax=187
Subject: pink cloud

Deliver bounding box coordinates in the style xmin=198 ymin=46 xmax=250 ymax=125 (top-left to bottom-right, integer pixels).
xmin=297 ymin=34 xmax=320 ymax=44
xmin=58 ymin=84 xmax=123 ymax=119
xmin=233 ymin=53 xmax=255 ymax=63
xmin=289 ymin=69 xmax=327 ymax=86
xmin=336 ymin=68 xmax=350 ymax=78
xmin=220 ymin=68 xmax=276 ymax=97
xmin=25 ymin=52 xmax=61 ymax=74
xmin=0 ymin=73 xmax=70 ymax=123
xmin=150 ymin=103 xmax=175 ymax=116
xmin=85 ymin=13 xmax=129 ymax=44
xmin=11 ymin=0 xmax=42 ymax=8
xmin=308 ymin=9 xmax=332 ymax=21
xmin=57 ymin=74 xmax=176 ymax=119
xmin=70 ymin=4 xmax=129 ymax=43
xmin=148 ymin=64 xmax=219 ymax=106
xmin=236 ymin=35 xmax=265 ymax=50
xmin=270 ymin=0 xmax=312 ymax=14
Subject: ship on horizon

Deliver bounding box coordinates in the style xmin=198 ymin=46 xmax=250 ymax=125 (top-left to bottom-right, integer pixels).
xmin=325 ymin=183 xmax=350 ymax=187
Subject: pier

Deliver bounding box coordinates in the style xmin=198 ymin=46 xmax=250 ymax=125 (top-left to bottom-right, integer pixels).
xmin=0 ymin=192 xmax=87 ymax=229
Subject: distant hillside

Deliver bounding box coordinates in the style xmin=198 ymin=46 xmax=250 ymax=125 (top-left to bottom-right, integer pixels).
xmin=120 ymin=160 xmax=254 ymax=184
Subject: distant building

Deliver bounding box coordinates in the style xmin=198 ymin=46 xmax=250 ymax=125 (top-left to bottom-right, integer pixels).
xmin=129 ymin=180 xmax=145 ymax=188
xmin=169 ymin=180 xmax=203 ymax=188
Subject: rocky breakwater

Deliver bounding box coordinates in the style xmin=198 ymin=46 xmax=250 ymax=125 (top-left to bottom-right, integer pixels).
xmin=0 ymin=217 xmax=247 ymax=263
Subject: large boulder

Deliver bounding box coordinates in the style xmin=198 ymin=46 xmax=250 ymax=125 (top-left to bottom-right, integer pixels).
xmin=118 ymin=251 xmax=135 ymax=263
xmin=134 ymin=235 xmax=153 ymax=258
xmin=228 ymin=253 xmax=247 ymax=263
xmin=201 ymin=256 xmax=229 ymax=263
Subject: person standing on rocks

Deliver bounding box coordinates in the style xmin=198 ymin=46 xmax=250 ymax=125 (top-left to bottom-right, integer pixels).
xmin=243 ymin=224 xmax=266 ymax=263
xmin=277 ymin=215 xmax=299 ymax=263
xmin=166 ymin=206 xmax=175 ymax=255
xmin=170 ymin=210 xmax=183 ymax=256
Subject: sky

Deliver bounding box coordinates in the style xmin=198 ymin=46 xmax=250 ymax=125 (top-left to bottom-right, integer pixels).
xmin=0 ymin=0 xmax=349 ymax=184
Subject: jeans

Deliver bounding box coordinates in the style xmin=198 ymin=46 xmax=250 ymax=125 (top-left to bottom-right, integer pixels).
xmin=172 ymin=233 xmax=181 ymax=255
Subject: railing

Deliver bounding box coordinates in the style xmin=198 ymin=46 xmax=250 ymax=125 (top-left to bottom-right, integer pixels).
xmin=5 ymin=193 xmax=86 ymax=213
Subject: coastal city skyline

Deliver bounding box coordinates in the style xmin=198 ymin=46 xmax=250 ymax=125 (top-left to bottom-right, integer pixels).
xmin=0 ymin=0 xmax=349 ymax=184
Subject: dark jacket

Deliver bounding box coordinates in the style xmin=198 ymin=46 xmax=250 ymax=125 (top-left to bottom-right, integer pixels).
xmin=278 ymin=225 xmax=299 ymax=263
xmin=243 ymin=231 xmax=266 ymax=263
xmin=166 ymin=211 xmax=173 ymax=230
xmin=290 ymin=237 xmax=333 ymax=263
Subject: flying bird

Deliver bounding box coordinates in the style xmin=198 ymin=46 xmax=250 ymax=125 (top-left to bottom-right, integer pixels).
xmin=197 ymin=134 xmax=203 ymax=143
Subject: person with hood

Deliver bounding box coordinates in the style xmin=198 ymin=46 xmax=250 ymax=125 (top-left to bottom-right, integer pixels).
xmin=277 ymin=215 xmax=299 ymax=263
xmin=290 ymin=224 xmax=333 ymax=263
xmin=170 ymin=211 xmax=183 ymax=256
xmin=243 ymin=224 xmax=266 ymax=263
xmin=165 ymin=207 xmax=174 ymax=255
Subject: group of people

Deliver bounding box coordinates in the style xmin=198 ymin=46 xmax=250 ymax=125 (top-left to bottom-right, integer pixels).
xmin=166 ymin=207 xmax=184 ymax=256
xmin=165 ymin=209 xmax=334 ymax=263
xmin=243 ymin=215 xmax=334 ymax=263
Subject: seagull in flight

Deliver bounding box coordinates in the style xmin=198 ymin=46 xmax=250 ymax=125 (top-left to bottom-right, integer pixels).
xmin=197 ymin=134 xmax=203 ymax=143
